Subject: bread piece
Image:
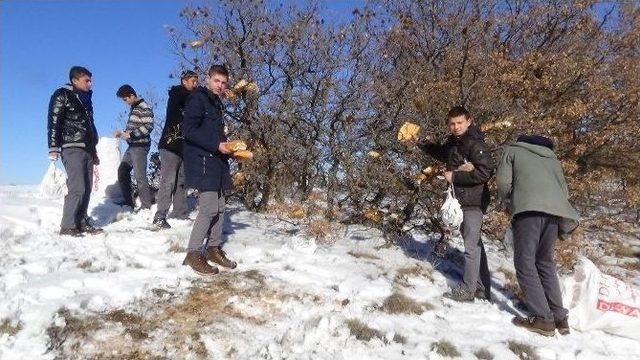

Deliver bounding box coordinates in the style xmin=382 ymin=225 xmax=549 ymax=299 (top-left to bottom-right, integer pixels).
xmin=397 ymin=122 xmax=421 ymax=142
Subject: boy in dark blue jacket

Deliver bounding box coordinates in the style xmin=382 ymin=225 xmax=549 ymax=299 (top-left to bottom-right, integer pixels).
xmin=182 ymin=65 xmax=237 ymax=276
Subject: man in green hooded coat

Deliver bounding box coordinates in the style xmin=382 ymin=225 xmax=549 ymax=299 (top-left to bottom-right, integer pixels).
xmin=497 ymin=135 xmax=579 ymax=337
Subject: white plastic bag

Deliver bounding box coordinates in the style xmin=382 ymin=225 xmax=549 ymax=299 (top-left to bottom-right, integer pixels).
xmin=562 ymin=257 xmax=640 ymax=340
xmin=440 ymin=185 xmax=463 ymax=229
xmin=37 ymin=162 xmax=67 ymax=199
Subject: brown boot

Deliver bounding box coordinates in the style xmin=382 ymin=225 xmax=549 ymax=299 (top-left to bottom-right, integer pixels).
xmin=555 ymin=317 xmax=570 ymax=335
xmin=205 ymin=247 xmax=237 ymax=269
xmin=183 ymin=251 xmax=219 ymax=276
xmin=512 ymin=316 xmax=555 ymax=337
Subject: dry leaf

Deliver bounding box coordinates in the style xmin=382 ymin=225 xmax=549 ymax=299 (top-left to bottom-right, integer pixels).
xmin=363 ymin=208 xmax=381 ymax=223
xmin=232 ymin=172 xmax=246 ymax=187
xmin=189 ymin=39 xmax=205 ymax=48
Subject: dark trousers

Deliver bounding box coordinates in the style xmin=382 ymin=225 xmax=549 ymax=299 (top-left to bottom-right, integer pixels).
xmin=60 ymin=148 xmax=94 ymax=230
xmin=512 ymin=211 xmax=569 ymax=321
xmin=118 ymin=146 xmax=152 ymax=208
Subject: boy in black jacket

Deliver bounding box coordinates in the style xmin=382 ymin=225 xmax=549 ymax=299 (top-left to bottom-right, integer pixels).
xmin=417 ymin=106 xmax=495 ymax=302
xmin=152 ymin=71 xmax=198 ymax=229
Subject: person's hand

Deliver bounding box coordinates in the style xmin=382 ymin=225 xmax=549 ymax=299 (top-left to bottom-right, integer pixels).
xmin=120 ymin=131 xmax=131 ymax=140
xmin=218 ymin=142 xmax=231 ymax=154
xmin=444 ymin=171 xmax=453 ymax=183
xmin=48 ymin=151 xmax=60 ymax=161
xmin=223 ymin=89 xmax=237 ymax=101
xmin=113 ymin=130 xmax=122 ymax=138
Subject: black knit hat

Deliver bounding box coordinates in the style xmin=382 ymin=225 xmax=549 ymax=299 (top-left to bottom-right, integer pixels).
xmin=517 ymin=135 xmax=554 ymax=150
xmin=116 ymin=84 xmax=136 ymax=98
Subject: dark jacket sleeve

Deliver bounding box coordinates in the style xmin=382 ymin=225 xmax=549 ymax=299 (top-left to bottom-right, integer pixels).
xmin=453 ymin=141 xmax=494 ymax=186
xmin=182 ymin=94 xmax=220 ymax=154
xmin=419 ymin=141 xmax=447 ymax=163
xmin=47 ymin=89 xmax=65 ymax=151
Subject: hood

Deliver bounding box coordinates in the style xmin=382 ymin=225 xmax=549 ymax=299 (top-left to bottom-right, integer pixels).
xmin=168 ymin=84 xmax=191 ymax=98
xmin=512 ymin=141 xmax=558 ymax=159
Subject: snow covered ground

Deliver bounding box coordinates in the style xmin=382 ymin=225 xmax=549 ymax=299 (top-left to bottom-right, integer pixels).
xmin=1 ymin=185 xmax=639 ymax=359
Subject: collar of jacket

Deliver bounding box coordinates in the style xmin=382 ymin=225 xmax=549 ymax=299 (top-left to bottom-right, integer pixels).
xmin=131 ymin=98 xmax=145 ymax=108
xmin=449 ymin=125 xmax=484 ymax=144
xmin=62 ymin=83 xmax=93 ymax=97
xmin=196 ymin=86 xmax=222 ymax=106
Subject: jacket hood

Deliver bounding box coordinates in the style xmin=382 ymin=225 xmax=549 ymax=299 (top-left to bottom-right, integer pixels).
xmin=168 ymin=85 xmax=191 ymax=97
xmin=466 ymin=126 xmax=484 ymax=141
xmin=512 ymin=141 xmax=558 ymax=158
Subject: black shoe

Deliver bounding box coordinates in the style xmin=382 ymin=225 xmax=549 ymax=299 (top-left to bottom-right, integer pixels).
xmin=474 ymin=288 xmax=491 ymax=301
xmin=152 ymin=218 xmax=171 ymax=230
xmin=80 ymin=218 xmax=103 ymax=234
xmin=555 ymin=317 xmax=570 ymax=335
xmin=60 ymin=228 xmax=84 ymax=237
xmin=443 ymin=286 xmax=475 ymax=302
xmin=512 ymin=316 xmax=556 ymax=337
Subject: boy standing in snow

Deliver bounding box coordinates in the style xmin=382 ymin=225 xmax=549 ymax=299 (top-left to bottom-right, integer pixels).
xmin=47 ymin=66 xmax=103 ymax=236
xmin=115 ymin=85 xmax=154 ymax=210
xmin=152 ymin=71 xmax=199 ymax=230
xmin=414 ymin=106 xmax=495 ymax=302
xmin=182 ymin=64 xmax=237 ymax=276
xmin=497 ymin=135 xmax=579 ymax=336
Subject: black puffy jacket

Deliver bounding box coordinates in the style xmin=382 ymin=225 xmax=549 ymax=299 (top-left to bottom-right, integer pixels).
xmin=158 ymin=85 xmax=191 ymax=156
xmin=47 ymin=84 xmax=98 ymax=155
xmin=420 ymin=126 xmax=494 ymax=212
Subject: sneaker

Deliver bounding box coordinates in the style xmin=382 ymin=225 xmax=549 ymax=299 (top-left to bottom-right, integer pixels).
xmin=59 ymin=228 xmax=83 ymax=237
xmin=205 ymin=247 xmax=237 ymax=269
xmin=555 ymin=317 xmax=570 ymax=335
xmin=512 ymin=316 xmax=556 ymax=337
xmin=443 ymin=286 xmax=475 ymax=302
xmin=152 ymin=218 xmax=172 ymax=230
xmin=183 ymin=251 xmax=218 ymax=276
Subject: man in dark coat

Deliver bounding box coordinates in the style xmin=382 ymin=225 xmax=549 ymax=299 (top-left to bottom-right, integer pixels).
xmin=182 ymin=64 xmax=237 ymax=276
xmin=417 ymin=106 xmax=495 ymax=302
xmin=497 ymin=135 xmax=579 ymax=336
xmin=152 ymin=70 xmax=198 ymax=229
xmin=47 ymin=66 xmax=102 ymax=236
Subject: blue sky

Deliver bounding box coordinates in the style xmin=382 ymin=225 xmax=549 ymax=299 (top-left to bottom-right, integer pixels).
xmin=0 ymin=0 xmax=363 ymax=185
xmin=1 ymin=1 xmax=187 ymax=184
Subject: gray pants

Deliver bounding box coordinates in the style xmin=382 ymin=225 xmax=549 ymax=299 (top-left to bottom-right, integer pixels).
xmin=118 ymin=146 xmax=152 ymax=208
xmin=512 ymin=212 xmax=568 ymax=321
xmin=154 ymin=149 xmax=188 ymax=220
xmin=461 ymin=208 xmax=491 ymax=295
xmin=61 ymin=148 xmax=94 ymax=230
xmin=187 ymin=191 xmax=225 ymax=252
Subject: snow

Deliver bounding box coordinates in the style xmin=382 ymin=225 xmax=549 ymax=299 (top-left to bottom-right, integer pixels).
xmin=0 ymin=185 xmax=639 ymax=359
